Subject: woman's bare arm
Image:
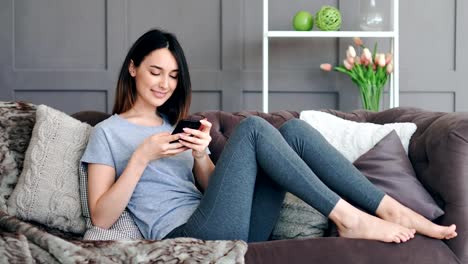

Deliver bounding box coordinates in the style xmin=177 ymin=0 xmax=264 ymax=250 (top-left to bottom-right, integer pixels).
xmin=87 ymin=151 xmax=147 ymax=229
xmin=192 ymin=153 xmax=215 ymax=191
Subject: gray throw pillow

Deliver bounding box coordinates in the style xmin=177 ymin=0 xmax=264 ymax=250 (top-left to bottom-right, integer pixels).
xmin=7 ymin=105 xmax=91 ymax=234
xmin=79 ymin=163 xmax=143 ymax=240
xmin=354 ymin=130 xmax=444 ymax=220
xmin=270 ymin=193 xmax=328 ymax=240
xmin=0 ymin=101 xmax=36 ymax=212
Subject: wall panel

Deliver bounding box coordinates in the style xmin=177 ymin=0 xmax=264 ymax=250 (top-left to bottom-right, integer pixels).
xmin=14 ymin=90 xmax=107 ymax=114
xmin=1 ymin=0 xmax=466 ymax=114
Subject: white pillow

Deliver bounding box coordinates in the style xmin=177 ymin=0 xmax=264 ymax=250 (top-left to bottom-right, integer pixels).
xmin=7 ymin=105 xmax=91 ymax=234
xmin=299 ymin=110 xmax=417 ymax=162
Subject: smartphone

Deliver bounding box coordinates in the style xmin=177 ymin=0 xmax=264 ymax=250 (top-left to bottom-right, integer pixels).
xmin=170 ymin=119 xmax=202 ymax=143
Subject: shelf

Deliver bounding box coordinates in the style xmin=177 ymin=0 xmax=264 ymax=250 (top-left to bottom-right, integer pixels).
xmin=263 ymin=0 xmax=399 ymax=113
xmin=267 ymin=31 xmax=396 ymax=38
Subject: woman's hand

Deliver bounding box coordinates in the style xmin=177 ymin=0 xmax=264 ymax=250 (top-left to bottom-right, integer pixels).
xmin=135 ymin=132 xmax=188 ymax=164
xmin=178 ymin=119 xmax=212 ymax=159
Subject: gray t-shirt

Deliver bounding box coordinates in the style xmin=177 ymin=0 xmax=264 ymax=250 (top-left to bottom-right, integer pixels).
xmin=81 ymin=114 xmax=203 ymax=239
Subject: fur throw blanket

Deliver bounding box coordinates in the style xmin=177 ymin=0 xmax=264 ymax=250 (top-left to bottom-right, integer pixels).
xmin=0 ymin=102 xmax=36 ymax=212
xmin=0 ymin=211 xmax=247 ymax=263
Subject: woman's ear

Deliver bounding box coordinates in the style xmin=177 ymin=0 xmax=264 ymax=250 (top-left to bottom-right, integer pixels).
xmin=128 ymin=60 xmax=136 ymax=77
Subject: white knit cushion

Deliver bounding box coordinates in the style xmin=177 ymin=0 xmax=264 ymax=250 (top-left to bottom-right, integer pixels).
xmin=299 ymin=110 xmax=417 ymax=162
xmin=80 ymin=160 xmax=142 ymax=240
xmin=7 ymin=105 xmax=91 ymax=234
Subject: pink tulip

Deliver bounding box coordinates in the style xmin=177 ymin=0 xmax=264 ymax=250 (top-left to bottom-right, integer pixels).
xmin=361 ymin=48 xmax=372 ymax=66
xmin=376 ymin=53 xmax=386 ymax=67
xmin=385 ymin=53 xmax=393 ymax=65
xmin=320 ymin=63 xmax=333 ymax=71
xmin=386 ymin=63 xmax=393 ymax=74
xmin=343 ymin=59 xmax=353 ymax=70
xmin=360 ymin=54 xmax=369 ymax=66
xmin=360 ymin=56 xmax=368 ymax=66
xmin=362 ymin=48 xmax=372 ymax=62
xmin=353 ymin=37 xmax=363 ymax=47
xmin=355 ymin=56 xmax=361 ymax=65
xmin=347 ymin=56 xmax=355 ymax=65
xmin=346 ymin=46 xmax=356 ymax=58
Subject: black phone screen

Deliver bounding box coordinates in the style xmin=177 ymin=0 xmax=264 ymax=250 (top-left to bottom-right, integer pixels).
xmin=171 ymin=120 xmax=202 ymax=135
xmin=170 ymin=120 xmax=202 ymax=143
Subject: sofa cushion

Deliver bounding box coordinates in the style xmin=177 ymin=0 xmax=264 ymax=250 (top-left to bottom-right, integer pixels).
xmin=7 ymin=105 xmax=91 ymax=234
xmin=354 ymin=131 xmax=444 ymax=219
xmin=83 ymin=211 xmax=143 ymax=240
xmin=79 ymin=163 xmax=143 ymax=240
xmin=245 ymin=235 xmax=460 ymax=264
xmin=0 ymin=101 xmax=36 ymax=212
xmin=299 ymin=110 xmax=417 ymax=161
xmin=270 ymin=193 xmax=328 ymax=240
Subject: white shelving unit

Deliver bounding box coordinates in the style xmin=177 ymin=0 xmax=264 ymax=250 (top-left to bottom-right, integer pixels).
xmin=262 ymin=0 xmax=399 ymax=113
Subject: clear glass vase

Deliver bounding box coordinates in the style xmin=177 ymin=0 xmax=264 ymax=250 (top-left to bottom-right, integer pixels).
xmin=358 ymin=82 xmax=384 ymax=112
xmin=359 ymin=0 xmax=385 ymax=31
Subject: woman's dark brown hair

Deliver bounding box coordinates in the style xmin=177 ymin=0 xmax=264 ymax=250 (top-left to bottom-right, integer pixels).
xmin=112 ymin=29 xmax=191 ymax=125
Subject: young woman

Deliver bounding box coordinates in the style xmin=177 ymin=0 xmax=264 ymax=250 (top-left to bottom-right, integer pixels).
xmin=81 ymin=29 xmax=457 ymax=243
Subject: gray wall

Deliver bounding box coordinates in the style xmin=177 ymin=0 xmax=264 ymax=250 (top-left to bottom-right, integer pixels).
xmin=1 ymin=0 xmax=467 ymax=114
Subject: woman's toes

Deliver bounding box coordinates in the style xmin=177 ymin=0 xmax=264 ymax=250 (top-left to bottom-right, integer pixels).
xmin=401 ymin=232 xmax=410 ymax=242
xmin=440 ymin=224 xmax=457 ymax=239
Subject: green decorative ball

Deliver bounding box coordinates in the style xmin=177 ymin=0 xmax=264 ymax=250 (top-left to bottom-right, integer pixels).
xmin=315 ymin=6 xmax=342 ymax=31
xmin=292 ymin=11 xmax=314 ymax=31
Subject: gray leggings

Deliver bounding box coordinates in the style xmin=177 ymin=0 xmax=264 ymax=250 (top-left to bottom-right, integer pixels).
xmin=164 ymin=116 xmax=385 ymax=242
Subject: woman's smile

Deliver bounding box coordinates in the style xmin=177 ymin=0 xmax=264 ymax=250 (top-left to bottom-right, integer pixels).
xmin=151 ymin=89 xmax=167 ymax=99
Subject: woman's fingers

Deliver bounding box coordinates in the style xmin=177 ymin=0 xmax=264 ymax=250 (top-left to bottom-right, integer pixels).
xmin=179 ymin=134 xmax=203 ymax=145
xmin=167 ymin=141 xmax=185 ymax=149
xmin=152 ymin=132 xmax=180 ymax=143
xmin=183 ymin=119 xmax=212 ymax=138
xmin=199 ymin=119 xmax=212 ymax=133
xmin=178 ymin=139 xmax=201 ymax=151
xmin=169 ymin=119 xmax=212 ymax=154
xmin=178 ymin=136 xmax=208 ymax=152
xmin=182 ymin=127 xmax=204 ymax=138
xmin=163 ymin=147 xmax=189 ymax=155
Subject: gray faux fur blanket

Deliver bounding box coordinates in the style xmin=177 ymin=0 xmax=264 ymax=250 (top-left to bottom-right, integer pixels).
xmin=0 ymin=211 xmax=248 ymax=263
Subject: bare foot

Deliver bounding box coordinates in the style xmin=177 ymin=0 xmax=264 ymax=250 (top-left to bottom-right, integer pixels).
xmin=330 ymin=199 xmax=415 ymax=243
xmin=377 ymin=195 xmax=458 ymax=240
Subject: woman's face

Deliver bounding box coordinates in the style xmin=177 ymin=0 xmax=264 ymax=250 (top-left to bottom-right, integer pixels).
xmin=129 ymin=48 xmax=179 ymax=109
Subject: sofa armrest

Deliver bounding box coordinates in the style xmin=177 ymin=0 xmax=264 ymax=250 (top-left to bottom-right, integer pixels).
xmin=409 ymin=111 xmax=468 ymax=264
xmin=326 ymin=107 xmax=468 ymax=263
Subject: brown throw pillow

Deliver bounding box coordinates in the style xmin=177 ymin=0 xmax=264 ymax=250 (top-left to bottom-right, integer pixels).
xmin=354 ymin=130 xmax=444 ymax=220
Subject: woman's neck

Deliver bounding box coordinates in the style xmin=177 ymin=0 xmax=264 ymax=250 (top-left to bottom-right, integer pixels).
xmin=120 ymin=102 xmax=163 ymax=127
xmin=128 ymin=104 xmax=158 ymax=117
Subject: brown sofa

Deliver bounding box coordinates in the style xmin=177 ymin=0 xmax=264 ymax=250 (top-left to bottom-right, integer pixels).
xmin=71 ymin=107 xmax=467 ymax=264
